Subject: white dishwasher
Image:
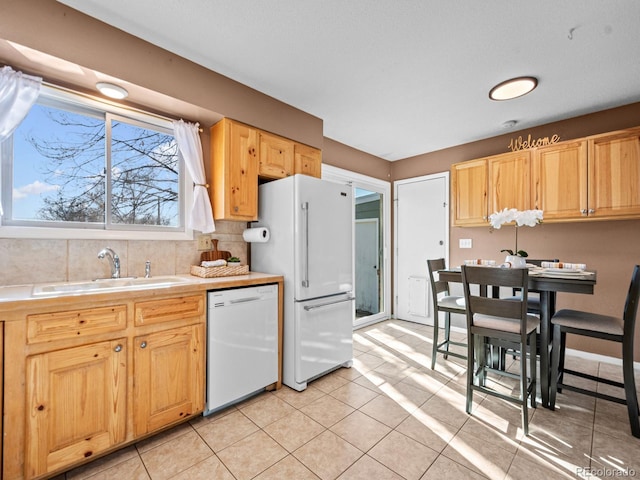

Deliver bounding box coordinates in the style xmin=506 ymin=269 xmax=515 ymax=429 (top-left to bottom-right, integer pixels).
xmin=204 ymin=284 xmax=279 ymax=415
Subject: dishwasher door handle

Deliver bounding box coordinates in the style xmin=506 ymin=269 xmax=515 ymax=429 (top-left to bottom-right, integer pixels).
xmin=229 ymin=296 xmax=263 ymax=304
xmin=303 ymin=296 xmax=354 ymax=311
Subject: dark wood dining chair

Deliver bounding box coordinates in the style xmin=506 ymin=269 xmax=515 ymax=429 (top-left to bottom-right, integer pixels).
xmin=461 ymin=265 xmax=539 ymax=435
xmin=549 ymin=264 xmax=640 ymax=438
xmin=427 ymin=258 xmax=466 ymax=370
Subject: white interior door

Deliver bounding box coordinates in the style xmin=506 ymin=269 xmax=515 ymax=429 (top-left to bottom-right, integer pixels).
xmin=394 ymin=173 xmax=449 ymax=325
xmin=355 ymin=218 xmax=379 ymax=315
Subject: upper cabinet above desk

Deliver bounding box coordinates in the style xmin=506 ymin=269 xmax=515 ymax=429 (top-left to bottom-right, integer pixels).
xmin=587 ymin=129 xmax=640 ymax=219
xmin=210 ymin=118 xmax=322 ymax=221
xmin=451 ymin=150 xmax=531 ymax=226
xmin=452 ymin=126 xmax=640 ymax=226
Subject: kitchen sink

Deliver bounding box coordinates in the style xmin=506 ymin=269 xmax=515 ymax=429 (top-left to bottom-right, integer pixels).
xmin=32 ymin=276 xmax=192 ymax=296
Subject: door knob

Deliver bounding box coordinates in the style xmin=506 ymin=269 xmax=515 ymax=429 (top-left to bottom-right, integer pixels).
xmin=140 ymin=341 xmax=147 ymax=349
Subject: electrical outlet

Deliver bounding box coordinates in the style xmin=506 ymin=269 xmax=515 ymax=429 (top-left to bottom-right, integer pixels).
xmin=197 ymin=234 xmax=212 ymax=251
xmin=459 ymin=238 xmax=473 ymax=249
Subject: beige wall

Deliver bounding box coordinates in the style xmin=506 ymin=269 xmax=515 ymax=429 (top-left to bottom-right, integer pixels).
xmin=2 ymin=1 xmax=639 ymax=361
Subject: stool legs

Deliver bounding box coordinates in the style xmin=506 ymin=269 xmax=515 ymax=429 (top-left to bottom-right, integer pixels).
xmin=622 ymin=338 xmax=640 ymax=438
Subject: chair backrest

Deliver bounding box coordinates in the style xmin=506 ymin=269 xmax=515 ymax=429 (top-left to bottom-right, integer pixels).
xmin=427 ymin=258 xmax=464 ymax=312
xmin=623 ymin=265 xmax=640 ymax=340
xmin=461 ymin=265 xmax=529 ymax=329
xmin=427 ymin=257 xmax=450 ymax=297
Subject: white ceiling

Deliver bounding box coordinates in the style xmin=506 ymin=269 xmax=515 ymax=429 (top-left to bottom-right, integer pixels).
xmin=59 ymin=0 xmax=640 ymax=161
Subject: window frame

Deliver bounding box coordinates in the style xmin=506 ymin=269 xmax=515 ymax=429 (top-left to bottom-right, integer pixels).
xmin=0 ymin=84 xmax=194 ymax=240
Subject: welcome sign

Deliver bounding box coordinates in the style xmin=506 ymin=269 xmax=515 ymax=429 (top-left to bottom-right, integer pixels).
xmin=508 ymin=133 xmax=560 ymax=152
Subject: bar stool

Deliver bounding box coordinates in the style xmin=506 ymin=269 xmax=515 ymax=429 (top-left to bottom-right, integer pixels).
xmin=549 ymin=264 xmax=640 ymax=438
xmin=461 ymin=265 xmax=539 ymax=435
xmin=427 ymin=258 xmax=466 ymax=369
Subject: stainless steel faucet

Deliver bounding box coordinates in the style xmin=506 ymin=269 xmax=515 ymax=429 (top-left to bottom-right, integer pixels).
xmin=98 ymin=247 xmax=121 ymax=278
xmin=145 ymin=260 xmax=151 ymax=278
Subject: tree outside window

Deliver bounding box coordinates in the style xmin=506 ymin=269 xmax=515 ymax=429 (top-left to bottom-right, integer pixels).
xmin=1 ymin=87 xmax=182 ymax=231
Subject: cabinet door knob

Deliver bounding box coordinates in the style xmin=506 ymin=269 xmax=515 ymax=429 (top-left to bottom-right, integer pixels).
xmin=114 ymin=344 xmax=123 ymax=353
xmin=588 ymin=209 xmax=595 ymax=214
xmin=140 ymin=341 xmax=147 ymax=349
xmin=581 ymin=209 xmax=588 ymax=215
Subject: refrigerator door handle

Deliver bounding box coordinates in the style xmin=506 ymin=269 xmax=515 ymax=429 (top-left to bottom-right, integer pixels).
xmin=303 ymin=295 xmax=355 ymax=311
xmin=301 ymin=201 xmax=309 ymax=287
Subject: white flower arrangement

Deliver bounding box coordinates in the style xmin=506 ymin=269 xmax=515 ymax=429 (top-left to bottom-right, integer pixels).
xmin=488 ymin=208 xmax=543 ymax=257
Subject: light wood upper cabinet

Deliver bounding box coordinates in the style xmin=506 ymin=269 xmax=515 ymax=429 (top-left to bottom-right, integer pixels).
xmin=452 ymin=151 xmax=532 ymax=227
xmin=210 ymin=118 xmax=323 ymax=220
xmin=133 ymin=324 xmax=205 ymax=437
xmin=587 ymin=128 xmax=640 ymax=219
xmin=488 ymin=150 xmax=532 ymax=214
xmin=25 ymin=339 xmax=127 ymax=478
xmin=211 ymin=118 xmax=259 ymax=221
xmin=452 ymin=126 xmax=640 ymax=226
xmin=294 ymin=143 xmax=322 ymax=178
xmin=533 ymin=128 xmax=640 ymax=221
xmin=533 ymin=139 xmax=588 ymax=221
xmin=259 ymin=131 xmax=294 ymax=179
xmin=451 ymin=158 xmax=488 ymax=226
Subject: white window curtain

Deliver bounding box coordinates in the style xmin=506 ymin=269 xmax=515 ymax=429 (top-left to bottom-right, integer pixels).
xmin=0 ymin=66 xmax=42 ymax=142
xmin=173 ymin=119 xmax=215 ymax=233
xmin=0 ymin=66 xmax=42 ymax=216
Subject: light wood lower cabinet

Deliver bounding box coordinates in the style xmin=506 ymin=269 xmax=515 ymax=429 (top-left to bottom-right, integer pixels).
xmin=133 ymin=324 xmax=205 ymax=436
xmin=3 ymin=291 xmax=206 ymax=480
xmin=25 ymin=339 xmax=127 ymax=479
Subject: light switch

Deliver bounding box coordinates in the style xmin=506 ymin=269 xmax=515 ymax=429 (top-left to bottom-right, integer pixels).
xmin=459 ymin=238 xmax=472 ymax=249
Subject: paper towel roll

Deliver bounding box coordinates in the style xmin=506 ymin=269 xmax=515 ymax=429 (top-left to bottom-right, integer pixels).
xmin=243 ymin=227 xmax=270 ymax=243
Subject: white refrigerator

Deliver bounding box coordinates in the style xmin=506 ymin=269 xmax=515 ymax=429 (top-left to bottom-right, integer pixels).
xmin=251 ymin=174 xmax=354 ymax=391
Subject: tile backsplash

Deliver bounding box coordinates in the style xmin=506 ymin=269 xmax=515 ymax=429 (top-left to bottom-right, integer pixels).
xmin=0 ymin=220 xmax=248 ymax=286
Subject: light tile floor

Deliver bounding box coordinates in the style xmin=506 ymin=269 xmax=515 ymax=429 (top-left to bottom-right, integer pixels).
xmin=60 ymin=319 xmax=640 ymax=480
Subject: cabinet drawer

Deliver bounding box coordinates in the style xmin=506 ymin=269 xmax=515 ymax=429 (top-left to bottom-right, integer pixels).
xmin=135 ymin=294 xmax=205 ymax=326
xmin=27 ymin=305 xmax=127 ymax=344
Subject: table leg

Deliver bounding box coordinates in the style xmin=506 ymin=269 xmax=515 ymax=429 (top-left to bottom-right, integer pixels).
xmin=539 ymin=291 xmax=550 ymax=408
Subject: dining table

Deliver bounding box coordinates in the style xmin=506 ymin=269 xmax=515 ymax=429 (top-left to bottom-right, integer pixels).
xmin=436 ymin=266 xmax=597 ymax=408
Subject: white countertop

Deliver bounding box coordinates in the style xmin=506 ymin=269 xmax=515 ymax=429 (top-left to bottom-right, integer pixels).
xmin=0 ymin=272 xmax=283 ymax=305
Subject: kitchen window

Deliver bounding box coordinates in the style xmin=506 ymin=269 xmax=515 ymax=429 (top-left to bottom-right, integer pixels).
xmin=0 ymin=85 xmax=191 ymax=239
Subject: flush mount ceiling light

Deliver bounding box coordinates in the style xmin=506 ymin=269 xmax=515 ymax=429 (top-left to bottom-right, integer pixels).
xmin=96 ymin=81 xmax=128 ymax=99
xmin=489 ymin=76 xmax=538 ymax=101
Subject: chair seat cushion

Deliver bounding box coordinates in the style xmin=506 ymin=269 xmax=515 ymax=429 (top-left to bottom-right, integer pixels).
xmin=551 ymin=309 xmax=624 ymax=336
xmin=473 ymin=313 xmax=540 ymax=334
xmin=438 ymin=295 xmax=465 ymax=310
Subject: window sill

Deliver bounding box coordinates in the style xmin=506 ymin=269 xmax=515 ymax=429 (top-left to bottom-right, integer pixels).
xmin=0 ymin=225 xmax=194 ymax=241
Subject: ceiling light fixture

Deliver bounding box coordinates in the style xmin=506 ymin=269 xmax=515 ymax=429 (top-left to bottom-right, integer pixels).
xmin=96 ymin=81 xmax=128 ymax=99
xmin=489 ymin=76 xmax=538 ymax=101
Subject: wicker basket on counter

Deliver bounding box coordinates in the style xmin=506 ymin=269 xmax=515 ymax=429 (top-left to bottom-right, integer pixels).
xmin=190 ymin=264 xmax=249 ymax=278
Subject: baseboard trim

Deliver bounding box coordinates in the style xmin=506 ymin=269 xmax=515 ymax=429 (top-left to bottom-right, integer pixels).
xmin=565 ymin=347 xmax=640 ymax=370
